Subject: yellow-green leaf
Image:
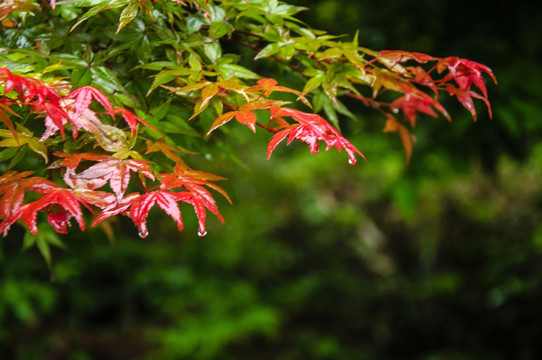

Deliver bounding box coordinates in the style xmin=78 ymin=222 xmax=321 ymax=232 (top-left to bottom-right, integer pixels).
xmin=116 ymin=0 xmax=140 ymax=33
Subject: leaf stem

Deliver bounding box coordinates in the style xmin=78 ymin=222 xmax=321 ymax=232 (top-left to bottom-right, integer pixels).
xmin=256 ymin=121 xmax=278 ymax=133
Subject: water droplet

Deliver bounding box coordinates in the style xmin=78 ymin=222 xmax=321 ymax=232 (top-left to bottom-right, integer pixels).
xmin=138 ymin=223 xmax=149 ymax=238
xmin=392 ymin=108 xmax=399 ymax=114
xmin=348 ymin=158 xmax=355 ymax=165
xmin=198 ymin=230 xmax=207 ymax=237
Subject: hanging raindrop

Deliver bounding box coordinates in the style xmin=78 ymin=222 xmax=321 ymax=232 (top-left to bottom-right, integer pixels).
xmin=393 ymin=108 xmax=399 ymax=114
xmin=348 ymin=158 xmax=355 ymax=165
xmin=138 ymin=223 xmax=149 ymax=238
xmin=198 ymin=230 xmax=207 ymax=237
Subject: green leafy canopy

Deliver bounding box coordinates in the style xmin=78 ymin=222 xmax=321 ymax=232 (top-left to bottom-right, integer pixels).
xmin=0 ymin=0 xmax=495 ymax=249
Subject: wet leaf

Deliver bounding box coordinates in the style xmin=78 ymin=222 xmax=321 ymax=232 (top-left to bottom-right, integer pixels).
xmin=116 ymin=0 xmax=139 ymax=34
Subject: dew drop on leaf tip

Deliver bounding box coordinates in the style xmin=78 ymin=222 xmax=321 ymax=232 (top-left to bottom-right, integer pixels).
xmin=138 ymin=224 xmax=149 ymax=238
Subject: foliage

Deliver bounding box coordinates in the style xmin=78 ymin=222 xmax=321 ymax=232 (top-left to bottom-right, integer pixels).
xmin=2 ymin=0 xmax=541 ymax=359
xmin=0 ymin=1 xmax=494 ymax=244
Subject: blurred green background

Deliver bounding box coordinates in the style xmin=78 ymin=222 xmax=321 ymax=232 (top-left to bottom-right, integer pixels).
xmin=2 ymin=0 xmax=542 ymax=359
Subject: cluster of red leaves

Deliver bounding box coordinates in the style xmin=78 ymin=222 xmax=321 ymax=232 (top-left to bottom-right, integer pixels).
xmin=205 ymin=78 xmax=365 ymax=164
xmin=0 ymin=68 xmax=67 ymax=138
xmin=0 ymin=68 xmax=227 ymax=237
xmin=370 ymin=51 xmax=496 ymax=161
xmin=266 ymin=107 xmax=364 ymax=164
xmin=0 ymin=51 xmax=495 ymax=236
xmin=378 ymin=50 xmax=496 ymax=122
xmin=93 ymin=166 xmax=230 ymax=237
xmin=0 ymin=171 xmax=87 ymax=236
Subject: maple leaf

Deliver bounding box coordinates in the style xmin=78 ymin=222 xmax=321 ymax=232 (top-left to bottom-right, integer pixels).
xmin=28 ymin=83 xmax=64 ymax=112
xmin=128 ymin=191 xmax=184 ymax=236
xmin=43 ymin=102 xmax=71 ymax=139
xmin=0 ymin=68 xmax=38 ymax=100
xmin=18 ymin=187 xmax=92 ymax=235
xmin=42 ymin=104 xmax=129 ymax=152
xmin=52 ymin=152 xmax=110 ymax=170
xmin=159 ymin=165 xmax=230 ymax=236
xmin=38 ymin=87 xmax=116 ymax=140
xmin=0 ymin=68 xmax=63 ymax=108
xmin=206 ymin=100 xmax=283 ymax=135
xmin=65 ymin=86 xmax=114 ymax=120
xmin=247 ymin=78 xmax=311 ymax=108
xmin=390 ymin=85 xmax=450 ymax=127
xmin=189 ymin=84 xmax=219 ymax=120
xmin=91 ymin=190 xmax=185 ymax=238
xmin=445 ymin=84 xmax=491 ymax=121
xmin=0 ymin=171 xmax=58 ymax=236
xmin=144 ymin=140 xmax=195 ymax=168
xmin=383 ymin=115 xmax=416 ymax=163
xmin=68 ymin=157 xmax=155 ymax=200
xmin=375 ymin=51 xmax=436 ymax=81
xmin=34 ymin=88 xmax=151 ymax=142
xmin=378 ymin=50 xmax=437 ymax=64
xmin=112 ymin=107 xmax=158 ymax=135
xmin=72 ymin=189 xmax=116 ymax=209
xmin=266 ymin=107 xmax=365 ymax=164
xmin=0 ymin=68 xmax=70 ymax=138
xmin=408 ymin=66 xmax=439 ymax=90
xmin=0 ymin=170 xmax=92 ymax=236
xmin=438 ymin=57 xmax=497 ymax=99
xmin=90 ymin=193 xmax=138 ymax=225
xmin=47 ymin=207 xmax=73 ymax=234
xmin=68 ymin=107 xmax=121 ymax=144
xmin=160 ymin=166 xmax=230 ymax=202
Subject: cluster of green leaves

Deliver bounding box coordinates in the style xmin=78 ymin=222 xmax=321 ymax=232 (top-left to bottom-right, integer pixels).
xmin=0 ymin=0 xmax=494 ymax=245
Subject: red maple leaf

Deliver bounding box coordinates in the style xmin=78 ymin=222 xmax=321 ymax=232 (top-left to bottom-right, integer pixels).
xmin=0 ymin=68 xmax=70 ymax=138
xmin=47 ymin=207 xmax=73 ymax=234
xmin=112 ymin=107 xmax=158 ymax=135
xmin=0 ymin=68 xmax=61 ymax=105
xmin=41 ymin=105 xmax=122 ymax=145
xmin=445 ymin=84 xmax=491 ymax=121
xmin=18 ymin=187 xmax=93 ymax=235
xmin=72 ymin=189 xmax=116 ymax=209
xmin=206 ymin=100 xmax=280 ymax=135
xmin=438 ymin=57 xmax=497 ymax=99
xmin=266 ymin=107 xmax=365 ymax=164
xmin=0 ymin=172 xmax=93 ymax=236
xmin=37 ymin=86 xmax=116 ymax=140
xmin=128 ymin=191 xmax=185 ymax=236
xmin=65 ymin=86 xmax=114 ymax=120
xmin=0 ymin=171 xmax=59 ymax=236
xmin=87 ymin=164 xmax=228 ymax=238
xmin=390 ymin=85 xmax=450 ymax=126
xmin=43 ymin=102 xmax=71 ymax=138
xmin=159 ymin=166 xmax=229 ymax=236
xmin=378 ymin=50 xmax=437 ymax=64
xmin=68 ymin=157 xmax=155 ymax=200
xmin=52 ymin=152 xmax=110 ymax=170
xmin=91 ymin=190 xmax=185 ymax=238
